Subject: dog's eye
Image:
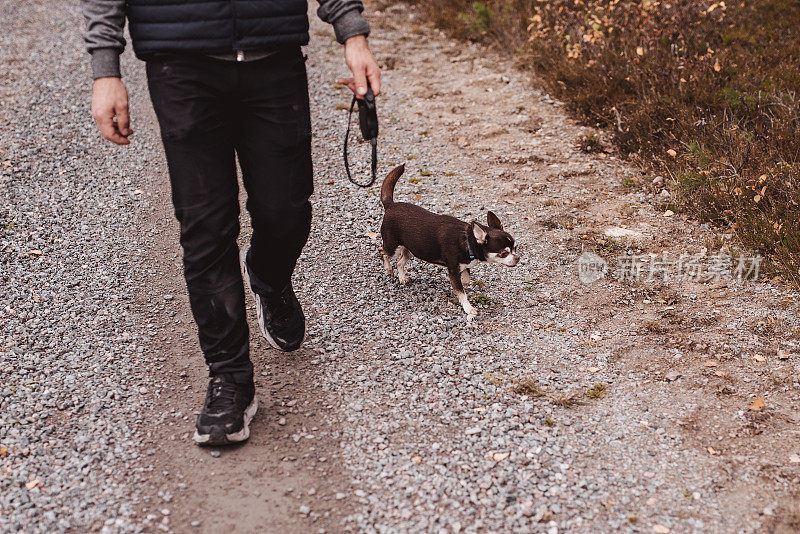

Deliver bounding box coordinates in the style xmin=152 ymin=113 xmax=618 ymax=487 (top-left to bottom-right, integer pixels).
xmin=498 ymin=251 xmax=509 ymax=258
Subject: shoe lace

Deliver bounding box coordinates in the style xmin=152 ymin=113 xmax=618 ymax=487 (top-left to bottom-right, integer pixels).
xmin=206 ymin=379 xmax=237 ymax=413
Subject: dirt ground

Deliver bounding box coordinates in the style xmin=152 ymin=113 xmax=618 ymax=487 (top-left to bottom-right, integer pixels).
xmin=11 ymin=0 xmax=797 ymax=532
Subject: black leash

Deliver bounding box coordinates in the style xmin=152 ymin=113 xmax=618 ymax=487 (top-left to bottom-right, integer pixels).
xmin=343 ymin=83 xmax=378 ymax=188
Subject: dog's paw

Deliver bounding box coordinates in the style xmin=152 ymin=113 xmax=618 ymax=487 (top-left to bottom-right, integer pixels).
xmin=463 ymin=304 xmax=477 ymax=319
xmin=398 ymin=273 xmax=410 ymax=285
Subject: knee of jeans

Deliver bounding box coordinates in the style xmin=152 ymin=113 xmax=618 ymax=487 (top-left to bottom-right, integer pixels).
xmin=177 ymin=200 xmax=241 ymax=251
xmin=250 ymin=203 xmax=311 ymax=233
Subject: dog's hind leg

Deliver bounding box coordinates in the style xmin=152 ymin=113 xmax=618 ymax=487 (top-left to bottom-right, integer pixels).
xmin=396 ymin=246 xmax=412 ymax=285
xmin=448 ymin=267 xmax=477 ymax=320
xmin=381 ymin=248 xmax=393 ymax=275
xmin=380 ymin=230 xmax=399 ymax=277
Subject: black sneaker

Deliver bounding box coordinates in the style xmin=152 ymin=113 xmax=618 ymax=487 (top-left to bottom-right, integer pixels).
xmin=241 ymin=248 xmax=306 ymax=352
xmin=193 ymin=374 xmax=257 ymax=446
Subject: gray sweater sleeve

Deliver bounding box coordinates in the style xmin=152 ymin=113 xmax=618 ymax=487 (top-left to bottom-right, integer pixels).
xmin=82 ymin=0 xmax=126 ymax=79
xmin=317 ymin=0 xmax=371 ymax=43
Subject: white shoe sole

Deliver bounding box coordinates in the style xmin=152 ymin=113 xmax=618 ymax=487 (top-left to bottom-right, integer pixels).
xmin=193 ymin=397 xmax=258 ymax=445
xmin=240 ymin=247 xmax=305 ymax=351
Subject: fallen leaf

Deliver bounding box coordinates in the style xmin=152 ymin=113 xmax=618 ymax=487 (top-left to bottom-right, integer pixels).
xmin=777 ymin=349 xmax=792 ymax=360
xmin=365 ymin=232 xmax=378 ymax=240
xmin=753 ymin=194 xmax=762 ymax=203
xmin=27 ymin=250 xmax=43 ymax=256
xmin=587 ymin=366 xmax=601 ymax=373
xmin=754 ymin=354 xmax=766 ymax=363
xmin=411 ymin=456 xmax=422 ymax=463
xmin=703 ymin=360 xmax=719 ymax=367
xmin=714 ymin=371 xmax=725 ymax=377
xmin=26 ymin=479 xmax=40 ymax=490
xmin=0 ymin=446 xmax=7 ymax=456
xmin=707 ymin=446 xmax=718 ymax=455
xmin=713 ymin=60 xmax=721 ymax=72
xmin=789 ymin=456 xmax=800 ymax=464
xmin=492 ymin=452 xmax=510 ymax=462
xmin=749 ymin=398 xmax=765 ymax=411
xmin=666 ymin=149 xmax=677 ymax=157
xmin=664 ymin=210 xmax=675 ymax=217
xmin=636 ymin=46 xmax=645 ymax=56
xmin=653 ymin=525 xmax=670 ymax=534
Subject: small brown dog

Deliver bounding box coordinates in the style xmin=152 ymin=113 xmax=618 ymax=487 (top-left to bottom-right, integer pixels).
xmin=379 ymin=164 xmax=520 ymax=319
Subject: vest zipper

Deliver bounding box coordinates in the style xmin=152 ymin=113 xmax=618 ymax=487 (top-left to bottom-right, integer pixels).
xmin=236 ymin=50 xmax=244 ymax=62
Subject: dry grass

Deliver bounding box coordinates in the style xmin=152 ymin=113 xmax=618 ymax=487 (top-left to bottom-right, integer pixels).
xmin=644 ymin=320 xmax=669 ymax=334
xmin=585 ymin=382 xmax=608 ymax=400
xmin=577 ymin=133 xmax=605 ymax=154
xmin=511 ymin=377 xmax=545 ymax=397
xmin=408 ymin=0 xmax=800 ymax=286
xmin=551 ymin=390 xmax=585 ymax=408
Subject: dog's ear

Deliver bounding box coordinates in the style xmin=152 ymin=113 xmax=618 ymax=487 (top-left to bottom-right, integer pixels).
xmin=471 ymin=221 xmax=487 ymax=244
xmin=487 ymin=211 xmax=503 ymax=230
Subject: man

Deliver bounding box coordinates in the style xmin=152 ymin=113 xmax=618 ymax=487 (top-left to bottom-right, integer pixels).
xmin=82 ymin=0 xmax=380 ymax=445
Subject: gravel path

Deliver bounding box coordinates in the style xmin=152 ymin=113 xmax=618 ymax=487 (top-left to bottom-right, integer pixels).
xmin=0 ymin=2 xmax=157 ymax=531
xmin=2 ymin=1 xmax=800 ymax=532
xmin=300 ymin=5 xmax=800 ymax=532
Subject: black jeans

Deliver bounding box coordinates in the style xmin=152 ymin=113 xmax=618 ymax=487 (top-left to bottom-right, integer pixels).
xmin=146 ymin=47 xmax=313 ymax=383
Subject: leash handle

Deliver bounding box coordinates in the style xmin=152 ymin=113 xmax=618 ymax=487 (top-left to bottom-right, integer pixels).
xmin=343 ymin=83 xmax=378 ymax=188
xmin=358 ymin=85 xmax=378 ymax=139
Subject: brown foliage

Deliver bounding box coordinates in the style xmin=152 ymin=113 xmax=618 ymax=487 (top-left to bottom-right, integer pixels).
xmin=409 ymin=0 xmax=800 ymax=285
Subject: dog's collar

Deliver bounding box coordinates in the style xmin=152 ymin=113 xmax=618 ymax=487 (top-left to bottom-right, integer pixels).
xmin=466 ymin=227 xmax=478 ymax=262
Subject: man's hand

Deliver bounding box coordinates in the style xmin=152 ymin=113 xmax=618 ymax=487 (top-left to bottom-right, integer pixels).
xmin=91 ymin=77 xmax=132 ymax=145
xmin=337 ymin=35 xmax=381 ymax=99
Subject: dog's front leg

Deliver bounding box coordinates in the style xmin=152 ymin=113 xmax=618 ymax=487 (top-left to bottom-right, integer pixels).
xmin=448 ymin=267 xmax=476 ymax=320
xmin=460 ymin=267 xmax=471 ymax=287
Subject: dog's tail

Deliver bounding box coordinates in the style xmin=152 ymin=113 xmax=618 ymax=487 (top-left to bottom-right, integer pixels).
xmin=380 ymin=164 xmax=405 ymax=208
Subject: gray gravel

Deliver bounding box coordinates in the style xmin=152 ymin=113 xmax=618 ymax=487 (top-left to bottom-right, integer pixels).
xmin=295 ymin=6 xmax=800 ymax=533
xmin=1 ymin=2 xmax=156 ymax=532
xmin=3 ymin=1 xmax=799 ymax=532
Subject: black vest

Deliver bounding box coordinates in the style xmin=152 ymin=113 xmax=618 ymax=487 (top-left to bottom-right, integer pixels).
xmin=126 ymin=0 xmax=310 ymax=57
